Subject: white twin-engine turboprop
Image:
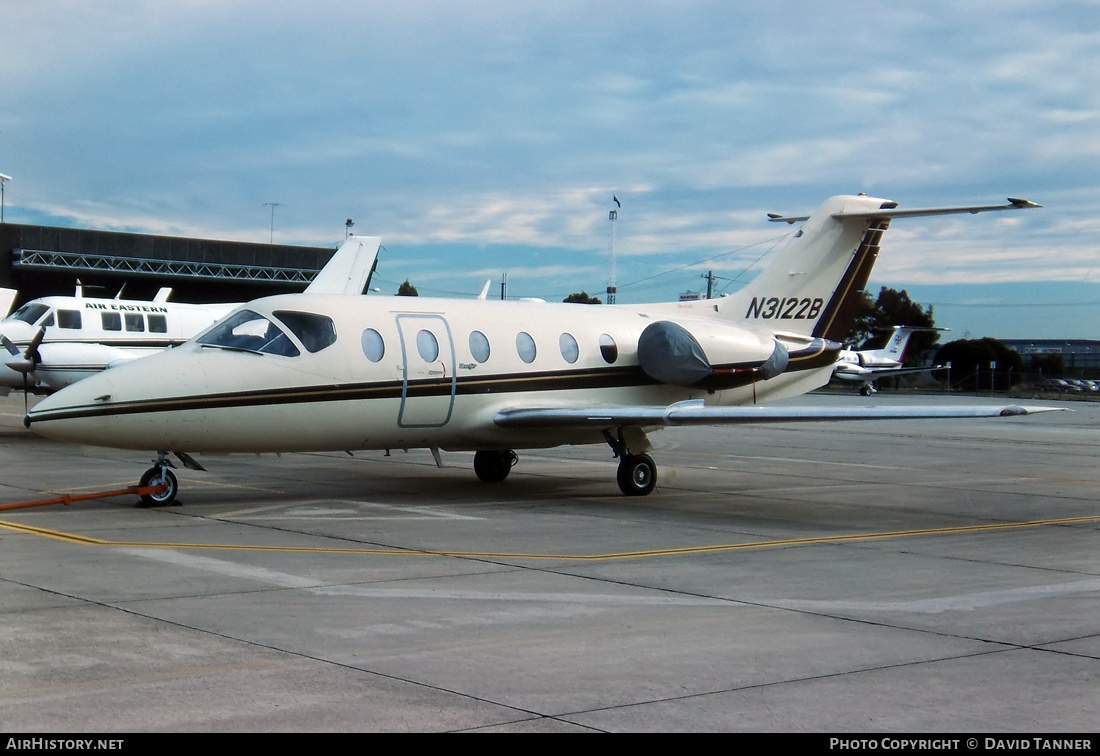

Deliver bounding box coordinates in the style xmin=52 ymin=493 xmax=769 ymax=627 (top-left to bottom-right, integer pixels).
xmin=26 ymin=194 xmax=1051 ymax=504
xmin=0 ymin=286 xmax=237 ymax=395
xmin=0 ymin=234 xmax=380 ymax=394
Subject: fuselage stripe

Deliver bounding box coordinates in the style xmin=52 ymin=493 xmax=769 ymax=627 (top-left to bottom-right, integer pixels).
xmin=27 ymin=349 xmax=838 ymax=425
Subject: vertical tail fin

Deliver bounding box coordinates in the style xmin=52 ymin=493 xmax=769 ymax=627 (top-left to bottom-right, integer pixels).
xmin=722 ymin=194 xmax=893 ymax=340
xmin=882 ymin=326 xmax=915 ymax=360
xmin=305 ymin=236 xmax=381 ymax=295
xmin=881 ymin=325 xmax=947 ymax=362
xmin=0 ymin=288 xmax=17 ymax=318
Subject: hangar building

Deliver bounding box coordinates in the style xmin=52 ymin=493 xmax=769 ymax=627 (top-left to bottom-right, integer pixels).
xmin=1003 ymin=339 xmax=1100 ymax=373
xmin=0 ymin=223 xmax=339 ymax=308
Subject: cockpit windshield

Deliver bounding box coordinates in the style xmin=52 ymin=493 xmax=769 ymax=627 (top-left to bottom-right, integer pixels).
xmin=6 ymin=303 xmax=51 ymax=325
xmin=196 ymin=309 xmax=301 ymax=357
xmin=195 ymin=309 xmax=337 ymax=357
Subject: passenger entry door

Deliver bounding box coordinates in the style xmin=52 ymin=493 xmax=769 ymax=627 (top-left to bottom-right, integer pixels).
xmin=396 ymin=314 xmax=456 ymax=428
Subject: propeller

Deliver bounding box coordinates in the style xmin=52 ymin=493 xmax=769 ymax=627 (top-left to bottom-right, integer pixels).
xmin=2 ymin=327 xmax=46 ymax=412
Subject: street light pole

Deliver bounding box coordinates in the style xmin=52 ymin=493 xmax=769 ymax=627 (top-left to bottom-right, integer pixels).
xmin=263 ymin=202 xmax=283 ymax=243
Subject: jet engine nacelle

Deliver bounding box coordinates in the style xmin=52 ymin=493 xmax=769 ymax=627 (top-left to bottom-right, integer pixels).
xmin=637 ymin=320 xmax=788 ymax=390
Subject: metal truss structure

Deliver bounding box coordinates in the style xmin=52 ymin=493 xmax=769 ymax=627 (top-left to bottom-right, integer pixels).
xmin=13 ymin=248 xmax=318 ymax=284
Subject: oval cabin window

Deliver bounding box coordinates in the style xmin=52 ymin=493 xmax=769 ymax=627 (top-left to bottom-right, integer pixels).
xmin=516 ymin=332 xmax=537 ymax=364
xmin=361 ymin=328 xmax=385 ymax=362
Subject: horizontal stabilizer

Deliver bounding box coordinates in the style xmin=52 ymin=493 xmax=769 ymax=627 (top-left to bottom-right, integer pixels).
xmin=834 ymin=365 xmax=949 ymax=380
xmin=768 ymin=197 xmax=1040 ymax=223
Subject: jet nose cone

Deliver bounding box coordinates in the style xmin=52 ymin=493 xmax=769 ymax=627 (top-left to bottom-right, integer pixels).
xmin=23 ymin=367 xmax=115 ymax=441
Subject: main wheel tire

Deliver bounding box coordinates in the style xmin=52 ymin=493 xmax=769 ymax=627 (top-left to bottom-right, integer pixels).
xmin=139 ymin=467 xmax=178 ymax=506
xmin=473 ymin=450 xmax=516 ymax=483
xmin=617 ymin=454 xmax=657 ymax=496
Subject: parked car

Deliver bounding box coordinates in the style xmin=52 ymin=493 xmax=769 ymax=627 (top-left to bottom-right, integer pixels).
xmin=1038 ymin=378 xmax=1073 ymax=392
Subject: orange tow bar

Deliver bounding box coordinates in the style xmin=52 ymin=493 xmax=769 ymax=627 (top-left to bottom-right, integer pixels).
xmin=0 ymin=484 xmax=168 ymax=511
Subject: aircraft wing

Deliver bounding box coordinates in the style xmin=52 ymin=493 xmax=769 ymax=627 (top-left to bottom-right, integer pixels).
xmin=494 ymin=399 xmax=1063 ymax=429
xmin=834 ymin=365 xmax=948 ymax=380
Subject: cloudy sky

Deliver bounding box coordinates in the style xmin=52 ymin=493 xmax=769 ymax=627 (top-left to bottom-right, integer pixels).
xmin=2 ymin=1 xmax=1098 ymax=339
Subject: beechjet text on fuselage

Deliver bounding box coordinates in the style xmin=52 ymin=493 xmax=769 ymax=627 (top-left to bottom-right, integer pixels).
xmin=25 ymin=194 xmax=1055 ymax=504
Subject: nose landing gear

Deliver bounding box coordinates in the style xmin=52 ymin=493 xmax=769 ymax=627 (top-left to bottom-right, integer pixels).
xmin=137 ymin=452 xmax=179 ymax=507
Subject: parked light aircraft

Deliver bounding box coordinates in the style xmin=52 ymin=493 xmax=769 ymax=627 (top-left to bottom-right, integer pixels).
xmin=0 ymin=235 xmax=380 ymax=395
xmin=833 ymin=325 xmax=947 ymax=395
xmin=26 ymin=194 xmax=1051 ymax=504
xmin=0 ymin=286 xmax=237 ymax=395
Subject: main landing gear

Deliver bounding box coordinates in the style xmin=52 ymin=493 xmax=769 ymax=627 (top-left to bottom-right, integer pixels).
xmin=472 ymin=438 xmax=657 ymax=497
xmin=615 ymin=453 xmax=657 ymax=496
xmin=138 ymin=452 xmax=179 ymax=507
xmin=473 ymin=449 xmax=518 ymax=483
xmin=605 ymin=428 xmax=658 ymax=497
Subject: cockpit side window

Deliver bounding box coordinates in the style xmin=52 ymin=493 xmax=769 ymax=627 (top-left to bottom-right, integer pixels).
xmin=7 ymin=303 xmax=50 ymax=325
xmin=272 ymin=311 xmax=337 ymax=353
xmin=196 ymin=309 xmax=301 ymax=357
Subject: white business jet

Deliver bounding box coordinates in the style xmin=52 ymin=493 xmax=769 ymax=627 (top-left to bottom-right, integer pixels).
xmin=833 ymin=325 xmax=948 ymax=395
xmin=0 ymin=235 xmax=379 ymax=394
xmin=26 ymin=195 xmax=1050 ymax=504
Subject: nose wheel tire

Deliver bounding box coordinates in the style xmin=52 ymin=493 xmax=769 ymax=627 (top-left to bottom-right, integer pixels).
xmin=138 ymin=467 xmax=178 ymax=506
xmin=617 ymin=453 xmax=657 ymax=496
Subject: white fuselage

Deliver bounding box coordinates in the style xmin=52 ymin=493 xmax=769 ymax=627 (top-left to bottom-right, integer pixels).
xmin=26 ymin=293 xmax=835 ymax=453
xmin=833 ymin=348 xmax=904 ymax=379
